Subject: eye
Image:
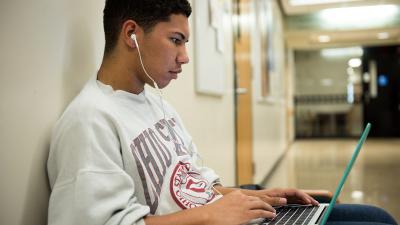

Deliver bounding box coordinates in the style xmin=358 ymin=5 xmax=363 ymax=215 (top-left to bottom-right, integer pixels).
xmin=170 ymin=37 xmax=182 ymax=45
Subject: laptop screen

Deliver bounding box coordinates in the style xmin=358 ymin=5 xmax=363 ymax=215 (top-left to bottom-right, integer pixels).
xmin=319 ymin=123 xmax=371 ymax=225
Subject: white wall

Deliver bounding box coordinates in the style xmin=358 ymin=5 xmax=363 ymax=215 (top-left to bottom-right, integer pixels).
xmin=295 ymin=51 xmax=350 ymax=96
xmin=0 ymin=1 xmax=105 ymax=225
xmin=0 ymin=0 xmax=236 ymax=224
xmin=250 ymin=0 xmax=288 ymax=184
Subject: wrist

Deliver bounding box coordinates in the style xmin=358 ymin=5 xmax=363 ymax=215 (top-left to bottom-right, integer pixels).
xmin=197 ymin=204 xmax=212 ymax=225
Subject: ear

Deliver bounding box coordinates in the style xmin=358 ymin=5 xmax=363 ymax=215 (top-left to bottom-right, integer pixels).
xmin=121 ymin=20 xmax=140 ymax=49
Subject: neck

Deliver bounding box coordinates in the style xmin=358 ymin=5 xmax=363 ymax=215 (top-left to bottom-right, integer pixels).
xmin=97 ymin=51 xmax=145 ymax=94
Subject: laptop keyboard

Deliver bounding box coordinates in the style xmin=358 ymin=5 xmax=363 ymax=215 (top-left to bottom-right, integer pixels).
xmin=261 ymin=205 xmax=320 ymax=225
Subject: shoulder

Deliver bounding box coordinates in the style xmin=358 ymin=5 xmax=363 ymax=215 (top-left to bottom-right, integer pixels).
xmin=54 ymin=78 xmax=116 ymax=137
xmin=49 ymin=78 xmax=122 ymax=172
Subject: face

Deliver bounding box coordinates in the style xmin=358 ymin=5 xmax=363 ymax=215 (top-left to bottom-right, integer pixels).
xmin=137 ymin=14 xmax=190 ymax=89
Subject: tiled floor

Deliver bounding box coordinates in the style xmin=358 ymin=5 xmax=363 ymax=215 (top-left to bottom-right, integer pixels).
xmin=266 ymin=139 xmax=400 ymax=223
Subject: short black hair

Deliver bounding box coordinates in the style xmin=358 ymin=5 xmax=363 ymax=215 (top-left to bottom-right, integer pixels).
xmin=103 ymin=0 xmax=192 ymax=55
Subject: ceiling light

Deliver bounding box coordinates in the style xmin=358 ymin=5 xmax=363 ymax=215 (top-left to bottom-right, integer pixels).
xmin=321 ymin=47 xmax=363 ymax=58
xmin=318 ymin=5 xmax=399 ymax=28
xmin=289 ymin=0 xmax=358 ymax=6
xmin=377 ymin=32 xmax=390 ymax=40
xmin=318 ymin=35 xmax=331 ymax=43
xmin=348 ymin=58 xmax=362 ymax=68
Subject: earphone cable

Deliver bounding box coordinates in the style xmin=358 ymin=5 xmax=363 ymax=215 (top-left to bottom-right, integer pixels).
xmin=135 ymin=35 xmax=205 ymax=167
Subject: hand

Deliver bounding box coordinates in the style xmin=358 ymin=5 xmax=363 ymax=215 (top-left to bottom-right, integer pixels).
xmin=251 ymin=188 xmax=319 ymax=206
xmin=203 ymin=190 xmax=276 ymax=225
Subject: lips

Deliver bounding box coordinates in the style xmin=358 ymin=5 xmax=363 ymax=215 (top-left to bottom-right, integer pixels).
xmin=169 ymin=69 xmax=181 ymax=79
xmin=170 ymin=68 xmax=182 ymax=74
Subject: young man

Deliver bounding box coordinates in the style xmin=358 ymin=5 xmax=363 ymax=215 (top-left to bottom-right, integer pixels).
xmin=47 ymin=1 xmax=396 ymax=225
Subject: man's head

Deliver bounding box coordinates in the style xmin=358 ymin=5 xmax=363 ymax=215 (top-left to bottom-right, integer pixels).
xmin=103 ymin=0 xmax=192 ymax=55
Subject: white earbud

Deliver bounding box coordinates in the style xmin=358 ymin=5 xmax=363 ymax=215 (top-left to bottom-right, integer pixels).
xmin=130 ymin=33 xmax=160 ymax=91
xmin=130 ymin=33 xmax=138 ymax=47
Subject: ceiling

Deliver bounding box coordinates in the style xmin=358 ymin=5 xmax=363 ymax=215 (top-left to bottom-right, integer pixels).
xmin=281 ymin=0 xmax=400 ymax=15
xmin=280 ymin=0 xmax=400 ymax=48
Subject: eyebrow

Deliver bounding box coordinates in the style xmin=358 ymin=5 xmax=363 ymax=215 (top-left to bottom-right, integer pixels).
xmin=174 ymin=32 xmax=189 ymax=42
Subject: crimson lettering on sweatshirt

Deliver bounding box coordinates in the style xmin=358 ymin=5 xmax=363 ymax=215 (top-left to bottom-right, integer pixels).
xmin=156 ymin=118 xmax=188 ymax=156
xmin=131 ymin=133 xmax=160 ymax=213
xmin=130 ymin=117 xmax=189 ymax=214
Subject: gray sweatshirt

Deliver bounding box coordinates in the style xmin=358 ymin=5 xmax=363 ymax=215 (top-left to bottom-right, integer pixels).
xmin=47 ymin=76 xmax=221 ymax=225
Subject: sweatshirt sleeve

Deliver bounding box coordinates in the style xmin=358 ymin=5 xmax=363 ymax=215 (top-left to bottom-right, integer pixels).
xmin=47 ymin=110 xmax=150 ymax=225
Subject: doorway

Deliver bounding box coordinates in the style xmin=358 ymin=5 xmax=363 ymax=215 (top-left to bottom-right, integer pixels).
xmin=233 ymin=0 xmax=254 ymax=185
xmin=293 ymin=47 xmax=364 ymax=138
xmin=362 ymin=45 xmax=400 ymax=137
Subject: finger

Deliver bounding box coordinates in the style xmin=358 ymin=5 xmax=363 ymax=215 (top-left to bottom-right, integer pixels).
xmin=247 ymin=194 xmax=285 ymax=207
xmin=247 ymin=199 xmax=276 ymax=213
xmin=292 ymin=190 xmax=315 ymax=205
xmin=299 ymin=192 xmax=319 ymax=205
xmin=248 ymin=209 xmax=277 ymax=220
xmin=309 ymin=196 xmax=320 ymax=205
xmin=263 ymin=196 xmax=287 ymax=206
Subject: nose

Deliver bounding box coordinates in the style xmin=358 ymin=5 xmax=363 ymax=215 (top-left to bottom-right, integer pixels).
xmin=177 ymin=45 xmax=189 ymax=65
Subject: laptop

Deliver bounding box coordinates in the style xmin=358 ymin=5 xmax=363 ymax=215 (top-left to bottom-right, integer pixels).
xmin=251 ymin=123 xmax=371 ymax=225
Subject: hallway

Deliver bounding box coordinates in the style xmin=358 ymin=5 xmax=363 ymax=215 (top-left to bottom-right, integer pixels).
xmin=266 ymin=139 xmax=400 ymax=222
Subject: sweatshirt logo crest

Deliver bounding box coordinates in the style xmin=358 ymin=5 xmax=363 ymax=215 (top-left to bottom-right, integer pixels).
xmin=170 ymin=161 xmax=216 ymax=209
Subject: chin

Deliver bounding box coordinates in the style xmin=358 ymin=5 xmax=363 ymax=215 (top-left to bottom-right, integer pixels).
xmin=163 ymin=78 xmax=175 ymax=87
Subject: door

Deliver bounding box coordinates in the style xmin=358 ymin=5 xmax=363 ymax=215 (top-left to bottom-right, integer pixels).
xmin=233 ymin=0 xmax=254 ymax=185
xmin=362 ymin=45 xmax=400 ymax=137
